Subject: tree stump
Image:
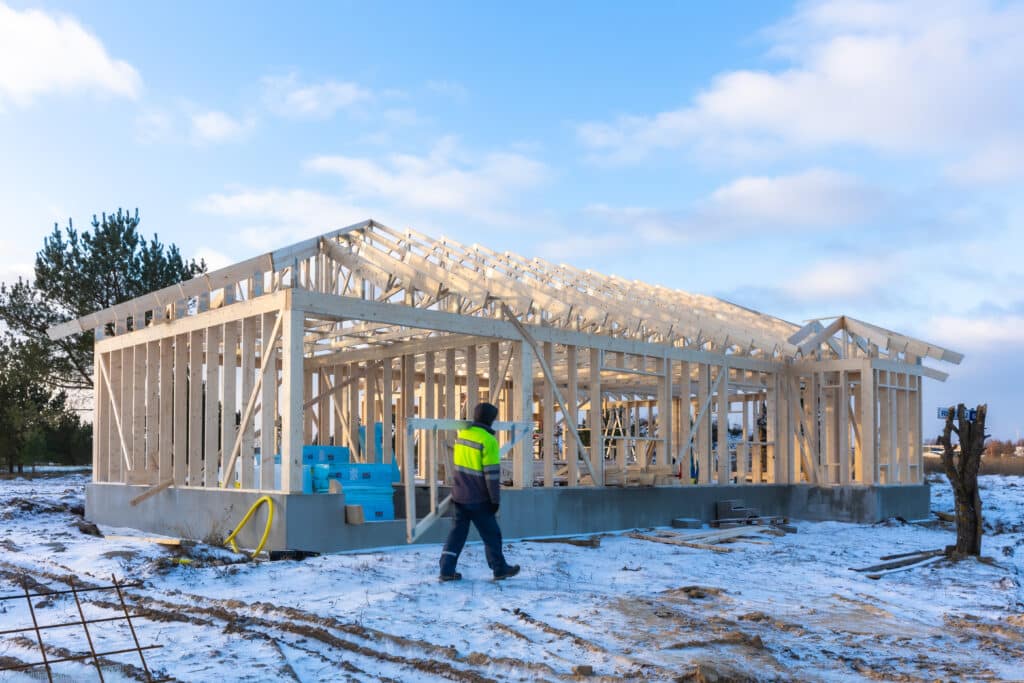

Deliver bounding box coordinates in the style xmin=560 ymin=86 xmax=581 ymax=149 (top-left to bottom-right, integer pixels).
xmin=938 ymin=403 xmax=987 ymax=557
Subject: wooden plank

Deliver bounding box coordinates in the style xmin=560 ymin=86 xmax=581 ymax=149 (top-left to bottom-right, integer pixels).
xmin=158 ymin=337 xmax=173 ymax=482
xmin=898 ymin=373 xmax=910 ymax=483
xmin=129 ymin=478 xmax=174 ymax=506
xmin=93 ymin=351 xmax=107 ymax=482
xmin=260 ymin=312 xmax=277 ymax=490
xmin=717 ymin=364 xmax=729 ymax=484
xmin=627 ymin=532 xmax=733 ymax=553
xmin=839 ymin=369 xmax=850 ymax=484
xmin=173 ymin=334 xmax=187 ymax=486
xmin=512 ymin=341 xmax=535 ymax=488
xmin=240 ymin=317 xmax=257 ymax=488
xmin=542 ymin=342 xmax=554 ymax=487
xmin=365 ymin=362 xmax=377 ymax=463
xmin=131 ymin=344 xmax=145 ymax=473
xmin=280 ymin=305 xmax=304 ymax=492
xmin=203 ymin=325 xmax=222 ymax=488
xmin=222 ymin=321 xmax=238 ymax=485
xmin=696 ymin=364 xmax=711 ymax=484
xmin=589 ymin=347 xmax=603 ymax=484
xmin=565 ymin=345 xmax=578 ymax=487
xmin=466 ymin=344 xmax=478 ymax=413
xmin=678 ymin=361 xmax=691 ymax=483
xmin=382 ymin=358 xmax=393 ymax=464
xmin=146 ymin=340 xmax=160 ymax=472
xmin=188 ymin=330 xmax=203 ymax=486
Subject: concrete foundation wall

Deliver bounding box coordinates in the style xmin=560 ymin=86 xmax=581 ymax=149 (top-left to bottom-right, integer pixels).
xmin=86 ymin=482 xmax=930 ymax=555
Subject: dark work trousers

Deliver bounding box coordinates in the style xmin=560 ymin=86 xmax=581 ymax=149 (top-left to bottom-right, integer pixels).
xmin=440 ymin=502 xmax=509 ymax=576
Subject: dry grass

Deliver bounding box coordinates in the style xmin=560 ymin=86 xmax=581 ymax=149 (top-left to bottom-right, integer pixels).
xmin=924 ymin=455 xmax=1024 ymax=476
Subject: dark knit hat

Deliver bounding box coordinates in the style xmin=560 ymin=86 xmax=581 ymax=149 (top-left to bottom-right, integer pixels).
xmin=472 ymin=402 xmax=499 ymax=427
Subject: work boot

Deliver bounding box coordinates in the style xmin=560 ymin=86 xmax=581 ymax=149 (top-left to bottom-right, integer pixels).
xmin=493 ymin=565 xmax=520 ymax=580
xmin=439 ymin=572 xmax=462 ymax=582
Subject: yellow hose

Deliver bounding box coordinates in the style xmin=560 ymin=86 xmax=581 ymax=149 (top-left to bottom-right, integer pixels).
xmin=224 ymin=495 xmax=274 ymax=559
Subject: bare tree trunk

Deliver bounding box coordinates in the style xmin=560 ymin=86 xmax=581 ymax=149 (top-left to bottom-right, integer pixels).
xmin=938 ymin=403 xmax=987 ymax=557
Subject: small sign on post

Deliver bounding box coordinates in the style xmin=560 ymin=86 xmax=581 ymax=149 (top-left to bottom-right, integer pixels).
xmin=937 ymin=407 xmax=977 ymax=421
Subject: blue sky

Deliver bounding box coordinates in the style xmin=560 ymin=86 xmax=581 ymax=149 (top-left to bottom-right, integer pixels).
xmin=1 ymin=0 xmax=1022 ymax=438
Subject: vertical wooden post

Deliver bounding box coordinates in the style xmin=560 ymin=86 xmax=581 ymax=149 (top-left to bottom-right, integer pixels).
xmin=158 ymin=337 xmax=173 ymax=482
xmin=145 ymin=340 xmax=160 ymax=473
xmin=365 ymin=362 xmax=377 ymax=463
xmin=657 ymin=357 xmax=673 ymax=473
xmin=173 ymin=334 xmax=187 ymax=487
xmin=93 ymin=351 xmax=106 ymax=482
xmin=889 ymin=373 xmax=899 ymax=483
xmin=349 ymin=363 xmax=361 ymax=460
xmin=717 ymin=365 xmax=729 ymax=485
xmin=696 ymin=363 xmax=711 ymax=484
xmin=445 ymin=349 xmax=456 ymax=420
xmin=203 ymin=325 xmax=221 ymax=488
xmin=679 ymin=361 xmax=691 ymax=484
xmin=466 ymin=345 xmax=478 ymax=416
xmin=303 ymin=369 xmax=314 ymax=444
xmin=424 ymin=353 xmax=435 ymax=475
xmin=110 ymin=349 xmax=123 ymax=483
xmin=131 ymin=344 xmax=146 ymax=474
xmin=240 ymin=318 xmax=256 ymax=488
xmin=488 ymin=341 xmax=500 ymax=403
xmin=401 ymin=354 xmax=415 ymax=481
xmin=913 ymin=376 xmax=923 ymax=483
xmin=542 ymin=342 xmax=554 ymax=487
xmin=222 ymin=322 xmax=238 ymax=485
xmin=512 ymin=341 xmax=534 ymax=488
xmin=839 ymin=370 xmax=851 ymax=484
xmin=742 ymin=395 xmax=752 ymax=484
xmin=259 ymin=312 xmax=277 ymax=490
xmin=877 ymin=370 xmax=890 ymax=483
xmin=898 ymin=373 xmax=910 ymax=483
xmin=382 ymin=358 xmax=394 ymax=464
xmin=770 ymin=373 xmax=784 ymax=484
xmin=188 ymin=332 xmax=203 ymax=486
xmin=589 ymin=347 xmax=603 ymax=486
xmin=565 ymin=345 xmax=578 ymax=487
xmin=280 ymin=303 xmax=304 ymax=492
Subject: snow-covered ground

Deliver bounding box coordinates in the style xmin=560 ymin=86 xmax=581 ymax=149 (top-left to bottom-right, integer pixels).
xmin=1 ymin=474 xmax=1022 ymax=682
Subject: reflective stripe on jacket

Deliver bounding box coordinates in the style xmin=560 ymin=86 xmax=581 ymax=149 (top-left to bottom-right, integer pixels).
xmin=451 ymin=425 xmax=500 ymax=505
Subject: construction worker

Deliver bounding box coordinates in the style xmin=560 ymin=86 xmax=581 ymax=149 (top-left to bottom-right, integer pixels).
xmin=439 ymin=402 xmax=520 ymax=581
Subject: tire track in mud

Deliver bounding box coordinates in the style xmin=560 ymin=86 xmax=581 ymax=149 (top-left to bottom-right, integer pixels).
xmin=0 ymin=558 xmax=569 ymax=682
xmin=1 ymin=634 xmax=174 ymax=682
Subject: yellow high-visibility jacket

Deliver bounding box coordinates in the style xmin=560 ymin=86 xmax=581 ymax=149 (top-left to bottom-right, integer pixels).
xmin=451 ymin=425 xmax=501 ymax=505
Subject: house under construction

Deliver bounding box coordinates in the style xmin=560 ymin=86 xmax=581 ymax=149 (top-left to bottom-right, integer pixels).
xmin=48 ymin=220 xmax=963 ymax=552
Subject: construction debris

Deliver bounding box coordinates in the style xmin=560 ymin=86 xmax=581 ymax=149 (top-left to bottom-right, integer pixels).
xmin=628 ymin=525 xmax=781 ymax=553
xmin=851 ymin=548 xmax=946 ymax=579
xmin=523 ymin=535 xmax=602 ymax=548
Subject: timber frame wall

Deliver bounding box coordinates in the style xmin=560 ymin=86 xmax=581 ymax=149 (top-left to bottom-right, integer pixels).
xmin=55 ymin=220 xmax=962 ymax=495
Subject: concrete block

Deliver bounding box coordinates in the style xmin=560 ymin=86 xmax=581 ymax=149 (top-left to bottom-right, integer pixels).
xmin=671 ymin=517 xmax=703 ymax=529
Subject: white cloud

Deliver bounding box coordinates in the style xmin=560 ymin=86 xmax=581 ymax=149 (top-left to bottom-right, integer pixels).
xmin=944 ymin=138 xmax=1024 ymax=185
xmin=191 ymin=110 xmax=255 ymax=143
xmin=134 ymin=109 xmax=176 ymax=144
xmin=782 ymin=258 xmax=890 ymax=300
xmin=706 ymin=168 xmax=879 ymax=226
xmin=536 ymin=232 xmax=628 ymax=262
xmin=927 ymin=314 xmax=1024 ymax=350
xmin=197 ymin=188 xmax=370 ymax=252
xmin=425 ymin=80 xmax=469 ymax=101
xmin=192 ymin=246 xmax=232 ymax=271
xmin=306 ymin=137 xmax=548 ymax=224
xmin=0 ymin=2 xmax=141 ymax=107
xmin=578 ymin=0 xmax=1024 ymax=171
xmin=262 ymin=73 xmax=372 ymax=119
xmin=587 ymin=168 xmax=880 ymax=243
